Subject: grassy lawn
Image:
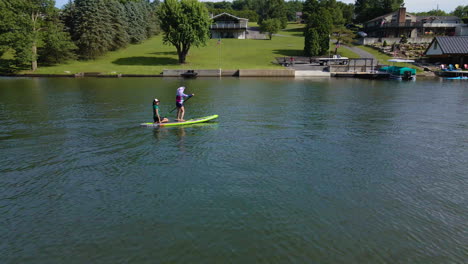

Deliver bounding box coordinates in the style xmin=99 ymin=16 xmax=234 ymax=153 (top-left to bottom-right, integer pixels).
xmin=26 ymin=23 xmax=306 ymax=75
xmin=329 ymin=44 xmax=360 ymax=59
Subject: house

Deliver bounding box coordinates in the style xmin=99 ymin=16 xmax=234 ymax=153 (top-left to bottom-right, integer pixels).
xmin=295 ymin=12 xmax=303 ymax=23
xmin=361 ymin=7 xmax=467 ymax=44
xmin=424 ymin=36 xmax=468 ymax=65
xmin=210 ymin=13 xmax=248 ymax=39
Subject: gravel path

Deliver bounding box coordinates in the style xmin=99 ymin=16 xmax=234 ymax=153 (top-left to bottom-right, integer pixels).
xmin=342 ymin=45 xmax=376 ymax=60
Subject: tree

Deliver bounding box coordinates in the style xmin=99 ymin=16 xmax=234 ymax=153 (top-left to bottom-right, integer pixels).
xmin=414 ymin=9 xmax=449 ymax=16
xmin=337 ymin=2 xmax=354 ymax=25
xmin=39 ymin=10 xmax=77 ymax=64
xmin=332 ymin=25 xmax=353 ymax=55
xmin=285 ymin=0 xmax=303 ymax=21
xmin=257 ymin=0 xmax=288 ymax=29
xmin=304 ymin=28 xmax=320 ymax=56
xmin=0 ymin=0 xmax=19 ymax=57
xmin=303 ymin=2 xmax=332 ymax=56
xmin=452 ymin=5 xmax=468 ymax=18
xmin=354 ymin=0 xmax=403 ymax=23
xmin=157 ymin=0 xmax=211 ymax=64
xmin=72 ymin=0 xmax=114 ymax=59
xmin=107 ymin=0 xmax=129 ymax=50
xmin=125 ymin=1 xmax=148 ymax=44
xmin=260 ymin=18 xmax=281 ymax=39
xmin=0 ymin=0 xmax=75 ymax=71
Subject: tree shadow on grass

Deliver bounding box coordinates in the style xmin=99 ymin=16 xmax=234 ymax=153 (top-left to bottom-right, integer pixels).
xmin=281 ymin=27 xmax=304 ymax=37
xmin=148 ymin=51 xmax=177 ymax=55
xmin=112 ymin=56 xmax=179 ymax=66
xmin=273 ymin=49 xmax=304 ymax=57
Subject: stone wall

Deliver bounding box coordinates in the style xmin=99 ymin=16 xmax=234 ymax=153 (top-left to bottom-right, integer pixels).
xmin=239 ymin=69 xmax=295 ymax=77
xmin=357 ymin=37 xmax=433 ymax=45
xmin=163 ymin=69 xmax=221 ymax=77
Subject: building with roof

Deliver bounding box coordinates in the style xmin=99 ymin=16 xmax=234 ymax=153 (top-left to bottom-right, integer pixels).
xmin=361 ymin=7 xmax=467 ymax=44
xmin=424 ymin=36 xmax=468 ymax=65
xmin=210 ymin=13 xmax=248 ymax=39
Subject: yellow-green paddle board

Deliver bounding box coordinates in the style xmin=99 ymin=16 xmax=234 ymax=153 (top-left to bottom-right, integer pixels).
xmin=140 ymin=115 xmax=218 ymax=127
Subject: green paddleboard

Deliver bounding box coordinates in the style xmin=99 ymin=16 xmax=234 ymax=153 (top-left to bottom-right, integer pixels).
xmin=140 ymin=115 xmax=218 ymax=127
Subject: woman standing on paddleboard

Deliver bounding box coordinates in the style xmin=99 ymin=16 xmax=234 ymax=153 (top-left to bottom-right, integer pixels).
xmin=175 ymin=86 xmax=194 ymax=122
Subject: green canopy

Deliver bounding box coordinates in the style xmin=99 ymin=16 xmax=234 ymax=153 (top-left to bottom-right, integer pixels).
xmin=379 ymin=66 xmax=416 ymax=75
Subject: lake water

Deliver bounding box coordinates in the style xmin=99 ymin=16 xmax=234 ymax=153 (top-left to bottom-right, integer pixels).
xmin=0 ymin=77 xmax=467 ymax=263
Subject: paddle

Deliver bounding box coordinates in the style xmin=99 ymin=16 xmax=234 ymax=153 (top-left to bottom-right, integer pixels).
xmin=169 ymin=94 xmax=193 ymax=113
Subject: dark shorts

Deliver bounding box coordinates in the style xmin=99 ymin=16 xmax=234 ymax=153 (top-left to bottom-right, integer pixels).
xmin=176 ymin=102 xmax=183 ymax=108
xmin=154 ymin=116 xmax=165 ymax=122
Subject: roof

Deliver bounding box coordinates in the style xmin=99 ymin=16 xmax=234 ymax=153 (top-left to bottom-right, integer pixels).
xmin=417 ymin=16 xmax=462 ymax=22
xmin=431 ymin=36 xmax=468 ymax=54
xmin=212 ymin=12 xmax=247 ymax=21
xmin=367 ymin=11 xmax=398 ymax=23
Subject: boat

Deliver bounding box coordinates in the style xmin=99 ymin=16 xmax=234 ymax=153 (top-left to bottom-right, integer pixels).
xmin=180 ymin=70 xmax=198 ymax=78
xmin=140 ymin=115 xmax=218 ymax=127
xmin=444 ymin=76 xmax=468 ymax=80
xmin=435 ymin=70 xmax=468 ymax=78
xmin=379 ymin=59 xmax=417 ymax=81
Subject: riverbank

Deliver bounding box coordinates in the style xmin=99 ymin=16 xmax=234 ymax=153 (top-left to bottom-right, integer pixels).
xmin=0 ymin=69 xmax=437 ymax=78
xmin=1 ymin=23 xmax=362 ymax=76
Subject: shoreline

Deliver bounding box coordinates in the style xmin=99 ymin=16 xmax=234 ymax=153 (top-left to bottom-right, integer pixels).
xmin=0 ymin=69 xmax=437 ymax=79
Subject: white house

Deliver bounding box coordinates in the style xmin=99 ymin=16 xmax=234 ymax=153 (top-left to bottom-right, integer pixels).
xmin=210 ymin=13 xmax=248 ymax=39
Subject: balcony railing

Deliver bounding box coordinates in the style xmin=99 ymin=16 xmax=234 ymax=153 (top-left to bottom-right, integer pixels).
xmin=366 ymin=22 xmax=423 ymax=29
xmin=210 ymin=23 xmax=247 ymax=29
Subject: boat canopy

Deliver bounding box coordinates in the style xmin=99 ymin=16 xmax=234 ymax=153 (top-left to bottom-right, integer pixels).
xmin=379 ymin=66 xmax=417 ymax=75
xmin=388 ymin=59 xmax=415 ymax=63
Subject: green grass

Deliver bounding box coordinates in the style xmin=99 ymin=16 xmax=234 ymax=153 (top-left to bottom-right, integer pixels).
xmin=355 ymin=45 xmax=423 ymax=71
xmin=329 ymin=44 xmax=360 ymax=59
xmin=27 ymin=23 xmax=306 ymax=75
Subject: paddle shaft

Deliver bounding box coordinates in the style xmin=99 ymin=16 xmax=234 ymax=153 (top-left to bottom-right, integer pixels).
xmin=169 ymin=95 xmax=193 ymax=113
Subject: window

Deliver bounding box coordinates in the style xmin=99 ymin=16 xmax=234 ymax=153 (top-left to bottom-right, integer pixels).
xmin=434 ymin=42 xmax=438 ymax=50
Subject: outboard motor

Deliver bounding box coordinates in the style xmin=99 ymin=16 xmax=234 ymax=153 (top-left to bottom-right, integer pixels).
xmin=403 ymin=70 xmax=412 ymax=81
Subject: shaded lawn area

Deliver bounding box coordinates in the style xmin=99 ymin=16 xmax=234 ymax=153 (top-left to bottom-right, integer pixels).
xmin=27 ymin=23 xmax=306 ymax=74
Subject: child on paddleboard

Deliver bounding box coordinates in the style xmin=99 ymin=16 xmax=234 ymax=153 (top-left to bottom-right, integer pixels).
xmin=153 ymin=98 xmax=169 ymax=123
xmin=175 ymin=86 xmax=194 ymax=122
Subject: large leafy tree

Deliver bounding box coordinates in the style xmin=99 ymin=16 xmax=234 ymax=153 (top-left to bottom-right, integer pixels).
xmin=354 ymin=0 xmax=403 ymax=23
xmin=259 ymin=18 xmax=281 ymax=40
xmin=452 ymin=5 xmax=468 ymax=19
xmin=0 ymin=0 xmax=19 ymax=57
xmin=257 ymin=0 xmax=287 ymax=29
xmin=284 ymin=0 xmax=303 ymax=21
xmin=0 ymin=0 xmax=75 ymax=71
xmin=157 ymin=0 xmax=211 ymax=64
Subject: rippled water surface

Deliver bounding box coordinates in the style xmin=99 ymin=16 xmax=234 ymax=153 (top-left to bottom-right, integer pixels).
xmin=1 ymin=77 xmax=467 ymax=263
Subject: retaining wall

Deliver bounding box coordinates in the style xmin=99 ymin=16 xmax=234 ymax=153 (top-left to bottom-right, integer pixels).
xmin=295 ymin=71 xmax=330 ymax=77
xmin=239 ymin=69 xmax=295 ymax=77
xmin=163 ymin=69 xmax=221 ymax=77
xmin=358 ymin=37 xmax=433 ymax=45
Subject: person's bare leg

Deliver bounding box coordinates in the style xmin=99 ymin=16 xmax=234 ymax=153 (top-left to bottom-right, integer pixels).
xmin=179 ymin=106 xmax=185 ymax=121
xmin=176 ymin=108 xmax=181 ymax=121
